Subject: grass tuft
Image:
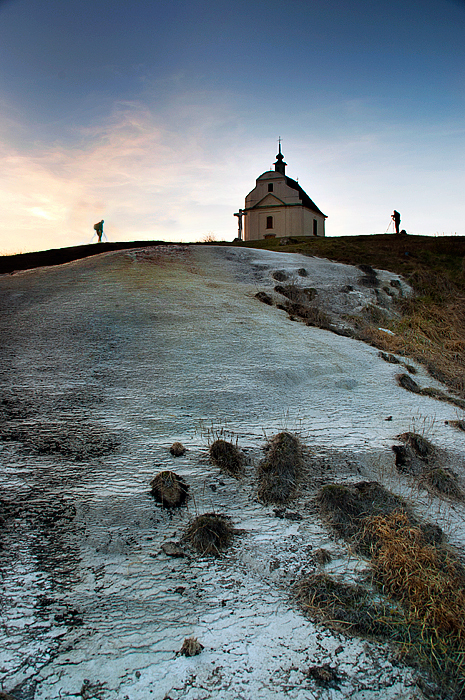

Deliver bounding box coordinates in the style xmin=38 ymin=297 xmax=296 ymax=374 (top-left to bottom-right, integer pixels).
xmin=209 ymin=438 xmax=244 ymax=478
xmin=316 ymin=480 xmax=426 ymax=554
xmin=257 ymin=432 xmax=303 ymax=503
xmin=179 ymin=636 xmax=204 ymax=656
xmin=183 ymin=513 xmax=235 ymax=556
xmin=169 ymin=441 xmax=186 ymax=456
xmin=421 ymin=468 xmax=463 ymax=500
xmin=398 ymin=431 xmax=436 ymax=462
xmin=294 ymin=573 xmax=405 ymax=639
xmin=150 ymin=470 xmax=189 ymax=508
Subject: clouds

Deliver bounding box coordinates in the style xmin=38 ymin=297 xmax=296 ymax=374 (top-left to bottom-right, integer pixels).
xmin=0 ymin=96 xmax=250 ymax=253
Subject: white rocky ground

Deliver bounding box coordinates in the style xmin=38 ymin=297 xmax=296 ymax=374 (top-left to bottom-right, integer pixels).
xmin=1 ymin=245 xmax=464 ymax=700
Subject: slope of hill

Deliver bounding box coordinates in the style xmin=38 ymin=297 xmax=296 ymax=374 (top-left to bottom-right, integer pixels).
xmin=1 ymin=240 xmax=465 ymax=699
xmin=240 ymin=234 xmax=465 ymax=400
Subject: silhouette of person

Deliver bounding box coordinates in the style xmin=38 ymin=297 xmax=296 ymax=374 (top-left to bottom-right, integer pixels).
xmin=94 ymin=220 xmax=104 ymax=242
xmin=392 ymin=211 xmax=401 ymax=234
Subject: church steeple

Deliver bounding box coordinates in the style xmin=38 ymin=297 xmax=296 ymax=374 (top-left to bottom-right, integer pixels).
xmin=274 ymin=139 xmax=287 ymax=175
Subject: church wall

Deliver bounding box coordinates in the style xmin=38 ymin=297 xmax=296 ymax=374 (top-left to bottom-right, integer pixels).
xmin=243 ymin=205 xmax=326 ymax=240
xmin=303 ymin=207 xmax=325 ymax=237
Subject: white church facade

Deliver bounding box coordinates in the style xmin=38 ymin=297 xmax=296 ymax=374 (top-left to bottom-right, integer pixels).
xmin=239 ymin=145 xmax=327 ymax=241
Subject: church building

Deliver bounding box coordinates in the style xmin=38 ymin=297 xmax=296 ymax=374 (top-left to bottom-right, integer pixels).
xmin=241 ymin=145 xmax=326 ymax=241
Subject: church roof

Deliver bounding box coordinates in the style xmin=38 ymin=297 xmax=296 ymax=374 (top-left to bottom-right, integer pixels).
xmin=284 ymin=176 xmax=327 ymax=218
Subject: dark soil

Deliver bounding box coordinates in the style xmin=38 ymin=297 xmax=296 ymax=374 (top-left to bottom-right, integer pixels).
xmin=0 ymin=421 xmax=120 ymax=460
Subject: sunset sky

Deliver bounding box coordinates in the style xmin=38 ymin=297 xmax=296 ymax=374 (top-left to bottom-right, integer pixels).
xmin=0 ymin=0 xmax=464 ymax=254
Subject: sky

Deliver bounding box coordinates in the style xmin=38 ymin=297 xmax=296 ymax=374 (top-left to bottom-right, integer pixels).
xmin=0 ymin=0 xmax=464 ymax=254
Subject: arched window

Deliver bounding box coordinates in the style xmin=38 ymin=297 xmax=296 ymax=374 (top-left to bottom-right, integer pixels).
xmin=266 ymin=216 xmax=273 ymax=229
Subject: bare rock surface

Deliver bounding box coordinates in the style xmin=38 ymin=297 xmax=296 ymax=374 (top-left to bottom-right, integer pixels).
xmin=0 ymin=245 xmax=464 ymax=699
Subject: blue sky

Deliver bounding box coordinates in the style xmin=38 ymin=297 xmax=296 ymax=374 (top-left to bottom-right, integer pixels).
xmin=0 ymin=0 xmax=464 ymax=253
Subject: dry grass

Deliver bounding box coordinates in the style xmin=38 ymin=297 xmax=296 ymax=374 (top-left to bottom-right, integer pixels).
xmin=150 ymin=470 xmax=189 ymax=508
xmin=179 ymin=636 xmax=204 ymax=656
xmin=294 ymin=573 xmax=405 ymax=640
xmin=314 ymin=480 xmax=465 ymax=695
xmin=363 ymin=511 xmax=465 ymax=696
xmin=257 ymin=432 xmax=303 ymax=504
xmin=421 ymin=468 xmax=463 ymax=500
xmin=183 ymin=513 xmax=235 ymax=556
xmin=209 ymin=438 xmax=244 ymax=478
xmin=316 ymin=480 xmax=442 ymax=554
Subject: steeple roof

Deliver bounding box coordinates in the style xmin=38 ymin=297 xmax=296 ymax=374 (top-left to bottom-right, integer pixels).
xmin=274 ymin=141 xmax=287 ymax=175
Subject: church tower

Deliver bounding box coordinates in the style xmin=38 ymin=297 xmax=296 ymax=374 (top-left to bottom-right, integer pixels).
xmin=241 ymin=144 xmax=326 ymax=241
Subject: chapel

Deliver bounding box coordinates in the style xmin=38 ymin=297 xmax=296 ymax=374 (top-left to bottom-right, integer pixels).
xmin=241 ymin=144 xmax=327 ymax=241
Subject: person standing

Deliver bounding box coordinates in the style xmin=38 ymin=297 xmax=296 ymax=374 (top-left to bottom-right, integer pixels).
xmin=392 ymin=210 xmax=401 ymax=234
xmin=94 ymin=220 xmax=104 ymax=242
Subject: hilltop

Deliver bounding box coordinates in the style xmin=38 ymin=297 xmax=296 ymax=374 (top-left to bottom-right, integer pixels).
xmin=3 ymin=233 xmax=464 ymax=399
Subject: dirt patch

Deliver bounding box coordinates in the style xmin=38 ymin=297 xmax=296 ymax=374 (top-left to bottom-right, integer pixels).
xmin=150 ymin=471 xmax=189 ymax=508
xmin=378 ymin=351 xmax=401 ymax=364
xmin=271 ymin=270 xmax=288 ymax=281
xmin=358 ymin=264 xmax=379 ymax=288
xmin=0 ymin=420 xmax=120 ymax=460
xmin=396 ymin=373 xmax=421 ymax=394
xmin=274 ymin=284 xmax=317 ymax=304
xmin=254 ymin=291 xmax=273 ymax=305
xmin=0 ymin=492 xmax=80 ymax=590
xmin=183 ymin=513 xmax=235 ymax=556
